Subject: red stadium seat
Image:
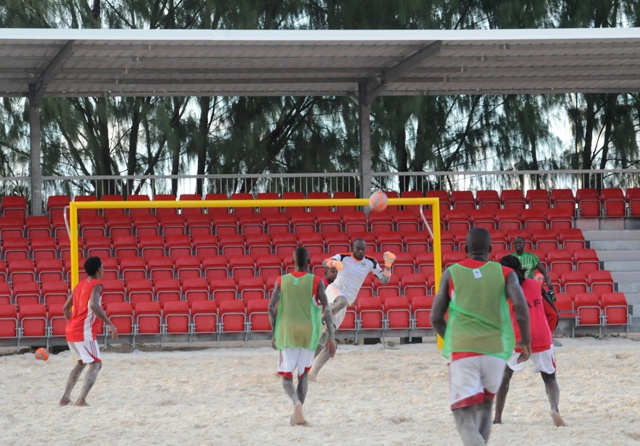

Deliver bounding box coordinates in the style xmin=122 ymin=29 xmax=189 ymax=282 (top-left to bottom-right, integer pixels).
xmin=271 ymin=233 xmax=297 ymax=256
xmin=229 ymin=255 xmax=255 ymax=279
xmin=2 ymin=237 xmax=29 ymax=262
xmin=415 ymin=252 xmax=435 ymax=277
xmin=245 ymin=233 xmax=272 ymax=257
xmin=14 ymin=281 xmax=41 ymax=309
xmin=576 ymin=188 xmax=601 ymax=218
xmin=403 ymin=231 xmax=429 ymax=255
xmin=182 ymin=278 xmax=209 ymax=306
xmin=520 ymin=209 xmax=547 ymax=231
xmin=550 ymin=189 xmax=576 ymax=214
xmin=134 ymin=301 xmax=162 ymax=335
xmin=113 ymin=235 xmax=139 ymax=259
xmin=41 ymin=281 xmax=69 ymax=307
xmin=469 ymin=209 xmax=495 ymax=230
xmin=393 ymin=210 xmax=420 ymax=232
xmin=202 ymin=255 xmax=229 ymax=281
xmin=531 ymin=229 xmax=558 ymax=254
xmin=163 ymin=300 xmax=191 ymax=335
xmin=442 ymin=251 xmax=466 ymax=269
xmin=100 ymin=194 xmax=125 ymax=219
xmin=146 ymin=257 xmax=174 ymax=282
xmin=179 ymin=193 xmax=203 ymax=216
xmin=106 ymin=215 xmax=133 ymax=237
xmin=219 ymin=300 xmax=246 ymax=333
xmin=26 ymin=216 xmax=52 ymax=239
xmin=560 ymin=271 xmax=588 ymax=298
xmin=154 ymin=194 xmax=178 ymax=217
xmin=101 ymin=279 xmax=126 ymax=306
xmin=554 ymin=293 xmax=576 ymax=336
xmin=495 ymin=209 xmax=521 ymax=231
xmin=587 ymin=270 xmax=614 ymax=297
xmin=0 ymin=217 xmax=24 ymax=240
xmin=47 ymin=303 xmax=67 ymax=338
xmin=572 ymin=248 xmax=600 ymax=272
xmin=210 ymin=277 xmax=237 ymax=303
xmin=238 ymin=213 xmax=264 ymax=235
xmin=324 ymin=232 xmax=350 ymax=253
xmin=526 ymin=189 xmax=551 ymax=211
xmin=85 ymin=236 xmax=112 ymax=259
xmin=333 ymin=191 xmax=357 ymax=214
xmin=19 ymin=303 xmax=47 ymax=338
xmin=390 ymin=252 xmax=415 ymax=278
xmin=401 ymin=273 xmax=428 ymax=298
xmin=264 ymin=213 xmax=290 ymax=234
xmin=444 ymin=209 xmax=470 ymax=232
xmin=138 ymin=235 xmax=166 ymax=259
xmin=315 ymin=211 xmax=341 ymax=233
xmin=357 ymin=297 xmax=384 ymax=330
xmin=384 ymin=296 xmax=411 ymax=329
xmin=574 ymin=293 xmax=601 ymax=334
xmin=451 ymin=191 xmax=476 ymax=212
xmin=411 ymin=295 xmax=435 ymax=329
xmin=154 ymin=278 xmax=182 ymax=305
xmin=600 ymin=188 xmax=626 ymax=218
xmin=159 ymin=214 xmax=186 ymax=236
xmin=247 ymin=299 xmax=271 ymax=332
xmin=175 ymin=256 xmax=202 ymax=281
xmin=255 ymin=254 xmax=282 ymax=280
xmin=106 ymin=302 xmax=134 ymax=335
xmin=230 ymin=193 xmax=255 ymax=216
xmin=132 ymin=214 xmax=159 ymax=237
xmin=627 ymin=188 xmax=640 ymax=217
xmin=128 ymin=195 xmax=151 ymax=218
xmin=374 ymin=275 xmax=400 ymax=299
xmin=0 ymin=303 xmax=18 ymax=338
xmin=557 ymin=228 xmax=585 ymax=253
xmin=238 ymin=277 xmax=265 ymax=302
xmin=546 ymin=208 xmax=573 ymax=231
xmin=47 ymin=195 xmax=71 ymax=220
xmin=165 ymin=234 xmax=192 ymax=259
xmin=192 ymin=234 xmax=219 ymax=259
xmin=476 ymin=190 xmax=501 ymax=212
xmin=36 ymin=258 xmax=65 ymax=283
xmin=546 ymin=249 xmax=573 ymax=275
xmin=205 ymin=193 xmax=230 ymax=218
xmin=185 ymin=214 xmax=213 ymax=236
xmin=342 ymin=210 xmax=368 ymax=233
xmin=8 ymin=259 xmax=36 ymax=284
xmin=368 ymin=210 xmax=394 ymax=233
xmin=500 ymin=189 xmax=526 ymax=211
xmin=29 ymin=236 xmax=57 ymax=262
xmin=191 ymin=300 xmax=218 ymax=334
xmin=120 ymin=257 xmax=147 ymax=281
xmin=376 ymin=231 xmax=403 ymax=254
xmin=126 ymin=279 xmax=154 ymax=307
xmin=600 ymin=293 xmax=628 ymax=330
xmin=256 ymin=192 xmax=280 ymax=215
xmin=337 ymin=305 xmax=357 ymax=332
xmin=79 ymin=215 xmax=106 ymax=238
xmin=425 ymin=190 xmax=450 ymax=215
xmin=219 ymin=234 xmax=245 ymax=257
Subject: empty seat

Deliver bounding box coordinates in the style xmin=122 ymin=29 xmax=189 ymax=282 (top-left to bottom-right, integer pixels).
xmin=219 ymin=299 xmax=246 ymax=333
xmin=36 ymin=258 xmax=65 ymax=283
xmin=79 ymin=215 xmax=106 ymax=238
xmin=546 ymin=208 xmax=573 ymax=231
xmin=255 ymin=254 xmax=282 ymax=280
xmin=159 ymin=214 xmax=186 ymax=236
xmin=1 ymin=196 xmax=27 ymax=220
xmin=154 ymin=194 xmax=178 ymax=217
xmin=205 ymin=193 xmax=230 ymax=218
xmin=219 ymin=234 xmax=245 ymax=257
xmin=120 ymin=257 xmax=147 ymax=281
xmin=307 ymin=192 xmax=332 ymax=214
xmin=495 ymin=209 xmax=521 ymax=231
xmin=106 ymin=301 xmax=134 ymax=335
xmin=246 ymin=299 xmax=271 ymax=332
xmin=41 ymin=280 xmax=69 ymax=307
xmin=546 ymin=249 xmax=573 ymax=275
xmin=230 ymin=193 xmax=255 ymax=216
xmin=520 ymin=209 xmax=547 ymax=231
xmin=212 ymin=213 xmax=238 ymax=236
xmin=444 ymin=209 xmax=470 ymax=232
xmin=526 ymin=189 xmax=551 ymax=211
xmin=554 ymin=293 xmax=576 ymax=336
xmin=411 ymin=295 xmax=435 ymax=329
xmin=393 ymin=210 xmax=420 ymax=232
xmin=574 ymin=292 xmax=601 ymax=333
xmin=132 ymin=214 xmax=159 ymax=237
xmin=134 ymin=301 xmax=162 ymax=335
xmin=357 ymin=297 xmax=384 ymax=330
xmin=557 ymin=228 xmax=585 ymax=252
xmin=469 ymin=209 xmax=495 ymax=230
xmin=175 ymin=256 xmax=202 ymax=281
xmin=373 ymin=275 xmax=400 ymax=299
xmin=323 ymin=232 xmax=350 ymax=253
xmin=500 ymin=189 xmax=526 ymax=211
xmin=451 ymin=191 xmax=476 ymax=212
xmin=561 ymin=270 xmax=588 ymax=297
xmin=280 ymin=192 xmax=306 ymax=214
xmin=25 ymin=216 xmax=52 ymax=239
xmin=147 ymin=257 xmax=174 ymax=281
xmin=113 ymin=235 xmax=139 ymax=259
xmin=100 ymin=194 xmax=125 ymax=219
xmin=600 ymin=292 xmax=628 ymax=329
xmin=425 ymin=190 xmax=450 ymax=214
xmin=238 ymin=214 xmax=264 ymax=235
xmin=229 ymin=255 xmax=255 ymax=279
xmin=245 ymin=233 xmax=272 ymax=257
xmin=376 ymin=232 xmax=403 ymax=254
xmin=101 ymin=279 xmax=127 ymax=306
xmin=550 ymin=189 xmax=576 ymax=214
xmin=14 ymin=281 xmax=40 ymax=308
xmin=179 ymin=193 xmax=203 ymax=216
xmin=271 ymin=233 xmax=297 ymax=256
xmin=154 ymin=278 xmax=182 ymax=305
xmin=126 ymin=279 xmax=154 ymax=307
xmin=600 ymin=188 xmax=625 ymax=217
xmin=316 ymin=211 xmax=342 ymax=233
xmin=209 ymin=277 xmax=237 ymax=303
xmin=0 ymin=303 xmax=18 ymax=337
xmin=47 ymin=303 xmax=67 ymax=338
xmin=182 ymin=277 xmax=209 ymax=305
xmin=106 ymin=215 xmax=133 ymax=237
xmin=588 ymin=270 xmax=614 ymax=296
xmin=8 ymin=259 xmax=36 ymax=283
xmin=576 ymin=188 xmax=601 ymax=218
xmin=342 ymin=211 xmax=368 ymax=233
xmin=138 ymin=235 xmax=165 ymax=259
xmin=2 ymin=237 xmax=29 ymax=262
xmin=264 ymin=213 xmax=290 ymax=234
xmin=191 ymin=300 xmax=218 ymax=334
xmin=476 ymin=190 xmax=501 ymax=211
xmin=255 ymin=192 xmax=280 ymax=215
xmin=165 ymin=234 xmax=192 ymax=259
xmin=30 ymin=236 xmax=57 ymax=261
xmin=185 ymin=214 xmax=213 ymax=236
xmin=47 ymin=195 xmax=71 ymax=220
xmin=403 ymin=231 xmax=429 ymax=255
xmin=202 ymin=256 xmax=229 ymax=280
xmin=368 ymin=210 xmax=394 ymax=233
xmin=85 ymin=236 xmax=112 ymax=259
xmin=401 ymin=273 xmax=428 ymax=298
xmin=192 ymin=234 xmax=218 ymax=259
xmin=442 ymin=251 xmax=467 ymax=268
xmin=627 ymin=188 xmax=640 ymax=217
xmin=390 ymin=252 xmax=415 ymax=278
xmin=572 ymin=248 xmax=600 ymax=272
xmin=163 ymin=300 xmax=191 ymax=335
xmin=238 ymin=277 xmax=265 ymax=302
xmin=19 ymin=303 xmax=47 ymax=338
xmin=384 ymin=296 xmax=411 ymax=329
xmin=415 ymin=252 xmax=435 ymax=277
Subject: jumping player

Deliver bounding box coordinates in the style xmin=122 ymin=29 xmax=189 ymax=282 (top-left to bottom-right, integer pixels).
xmin=308 ymin=238 xmax=396 ymax=380
xmin=494 ymin=255 xmax=566 ymax=427
xmin=60 ymin=257 xmax=118 ymax=407
xmin=269 ymin=247 xmax=336 ymax=426
xmin=431 ymin=228 xmax=531 ymax=446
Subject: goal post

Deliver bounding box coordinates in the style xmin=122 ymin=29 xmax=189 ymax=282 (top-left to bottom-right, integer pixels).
xmin=67 ymin=197 xmax=442 ymax=296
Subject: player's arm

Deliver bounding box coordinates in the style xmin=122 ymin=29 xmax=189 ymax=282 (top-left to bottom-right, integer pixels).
xmin=62 ymin=293 xmax=73 ymax=321
xmin=316 ymin=281 xmax=336 ymax=358
xmin=268 ymin=282 xmax=281 ymax=349
xmin=430 ymin=269 xmax=452 ymax=339
xmin=505 ymin=271 xmax=531 ymax=362
xmin=89 ymin=285 xmax=118 ymax=339
xmin=374 ymin=252 xmax=396 ymax=285
xmin=323 ymin=256 xmax=343 ymax=272
xmin=536 ymin=262 xmax=555 ymax=299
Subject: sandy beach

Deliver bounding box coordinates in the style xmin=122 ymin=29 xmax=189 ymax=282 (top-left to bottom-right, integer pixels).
xmin=1 ymin=337 xmax=639 ymax=446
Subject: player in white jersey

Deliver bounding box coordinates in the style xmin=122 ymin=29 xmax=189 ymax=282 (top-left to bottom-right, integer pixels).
xmin=308 ymin=238 xmax=396 ymax=380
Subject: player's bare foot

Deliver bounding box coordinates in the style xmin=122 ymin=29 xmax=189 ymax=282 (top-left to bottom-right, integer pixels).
xmin=75 ymin=400 xmax=90 ymax=407
xmin=59 ymin=397 xmax=71 ymax=406
xmin=493 ymin=418 xmax=502 ymax=424
xmin=551 ymin=410 xmax=566 ymax=426
xmin=307 ymin=372 xmax=317 ymax=382
xmin=293 ymin=403 xmax=306 ymax=425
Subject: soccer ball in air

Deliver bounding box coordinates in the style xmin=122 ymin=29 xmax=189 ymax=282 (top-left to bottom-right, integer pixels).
xmin=369 ymin=191 xmax=388 ymax=212
xmin=35 ymin=347 xmax=50 ymax=361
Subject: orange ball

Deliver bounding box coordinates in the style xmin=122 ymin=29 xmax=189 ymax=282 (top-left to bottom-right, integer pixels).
xmin=34 ymin=347 xmax=49 ymax=361
xmin=369 ymin=191 xmax=388 ymax=212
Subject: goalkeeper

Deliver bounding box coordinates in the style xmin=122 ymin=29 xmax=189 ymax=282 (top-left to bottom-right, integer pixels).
xmin=308 ymin=238 xmax=395 ymax=380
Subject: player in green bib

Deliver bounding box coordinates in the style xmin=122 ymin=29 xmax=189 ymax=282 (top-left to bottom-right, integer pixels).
xmin=432 ymin=228 xmax=531 ymax=446
xmin=511 ymin=236 xmax=555 ymax=300
xmin=269 ymin=247 xmax=336 ymax=426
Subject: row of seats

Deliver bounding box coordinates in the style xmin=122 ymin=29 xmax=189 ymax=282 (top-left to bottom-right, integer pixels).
xmin=554 ymin=292 xmax=629 ymax=336
xmin=0 ymin=226 xmax=589 ymax=265
xmin=2 ymin=187 xmax=639 ymax=223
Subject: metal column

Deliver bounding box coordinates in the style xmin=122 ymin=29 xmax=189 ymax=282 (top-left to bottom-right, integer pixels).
xmin=358 ymin=82 xmax=372 ymax=198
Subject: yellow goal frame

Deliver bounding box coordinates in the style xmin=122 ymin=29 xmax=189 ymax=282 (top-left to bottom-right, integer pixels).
xmin=67 ymin=197 xmax=442 ymax=295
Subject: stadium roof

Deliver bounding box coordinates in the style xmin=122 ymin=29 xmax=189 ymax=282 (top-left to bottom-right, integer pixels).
xmin=2 ymin=27 xmax=640 ymax=101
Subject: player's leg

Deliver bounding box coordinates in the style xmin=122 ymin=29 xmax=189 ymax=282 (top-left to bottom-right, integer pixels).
xmin=453 ymin=407 xmax=485 ymax=446
xmin=541 ymin=372 xmax=565 ymax=426
xmin=60 ymin=360 xmax=86 ymax=406
xmin=330 ymin=295 xmax=348 ymax=315
xmin=314 ymin=330 xmax=329 ymax=357
xmin=74 ymin=341 xmax=103 ymax=406
xmin=476 ymin=397 xmax=494 ymax=442
xmin=492 ymin=367 xmax=514 ymax=424
xmin=477 ymin=355 xmax=506 ymax=441
xmin=309 ymin=299 xmax=347 ymax=380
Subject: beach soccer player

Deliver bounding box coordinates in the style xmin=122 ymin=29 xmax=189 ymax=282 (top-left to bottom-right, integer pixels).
xmin=431 ymin=228 xmax=531 ymax=446
xmin=60 ymin=257 xmax=118 ymax=407
xmin=494 ymin=255 xmax=566 ymax=427
xmin=308 ymin=238 xmax=395 ymax=380
xmin=269 ymin=247 xmax=336 ymax=426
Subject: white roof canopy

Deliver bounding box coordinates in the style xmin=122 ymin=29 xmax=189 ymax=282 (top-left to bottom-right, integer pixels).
xmin=2 ymin=27 xmax=640 ymax=100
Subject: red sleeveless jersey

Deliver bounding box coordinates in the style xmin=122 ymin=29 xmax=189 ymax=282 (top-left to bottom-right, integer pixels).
xmin=510 ymin=278 xmax=552 ymax=353
xmin=66 ymin=279 xmax=103 ymax=342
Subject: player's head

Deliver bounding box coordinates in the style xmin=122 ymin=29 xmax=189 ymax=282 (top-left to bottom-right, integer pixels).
xmin=500 ymin=255 xmax=526 ymax=284
xmin=84 ymin=256 xmax=103 ymax=279
xmin=465 ymin=228 xmax=492 ymax=259
xmin=513 ymin=237 xmax=525 ymax=254
xmin=293 ymin=247 xmax=310 ymax=271
xmin=324 ymin=266 xmax=338 ymax=284
xmin=352 ymin=238 xmax=366 ymax=260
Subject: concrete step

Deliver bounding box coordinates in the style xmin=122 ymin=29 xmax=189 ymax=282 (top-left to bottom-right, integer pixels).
xmin=589 ymin=240 xmax=640 ymax=251
xmin=614 ymin=278 xmax=640 ymax=293
xmin=582 ymin=230 xmax=640 ymax=242
xmin=624 ymin=293 xmax=640 ymax=306
xmin=605 ymin=260 xmax=640 ymax=272
xmin=599 ymin=251 xmax=640 ymax=261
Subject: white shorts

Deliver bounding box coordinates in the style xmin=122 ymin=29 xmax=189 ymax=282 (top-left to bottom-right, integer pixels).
xmin=507 ymin=346 xmax=556 ymax=374
xmin=68 ymin=340 xmax=102 ymax=364
xmin=325 ymin=283 xmax=353 ymax=329
xmin=277 ymin=347 xmax=315 ymax=378
xmin=449 ymin=355 xmax=506 ymax=410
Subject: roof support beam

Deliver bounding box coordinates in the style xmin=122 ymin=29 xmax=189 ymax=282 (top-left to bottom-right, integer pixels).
xmin=358 ymin=82 xmax=372 ymax=199
xmin=31 ymin=40 xmax=74 ymax=105
xmin=28 ymin=85 xmax=42 ymax=216
xmin=364 ymin=40 xmax=441 ymax=102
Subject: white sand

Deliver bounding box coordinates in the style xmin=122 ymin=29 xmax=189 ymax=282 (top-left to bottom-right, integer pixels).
xmin=1 ymin=337 xmax=639 ymax=446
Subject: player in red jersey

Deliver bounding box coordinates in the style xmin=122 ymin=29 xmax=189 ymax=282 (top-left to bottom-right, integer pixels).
xmin=494 ymin=255 xmax=566 ymax=427
xmin=59 ymin=257 xmax=118 ymax=407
